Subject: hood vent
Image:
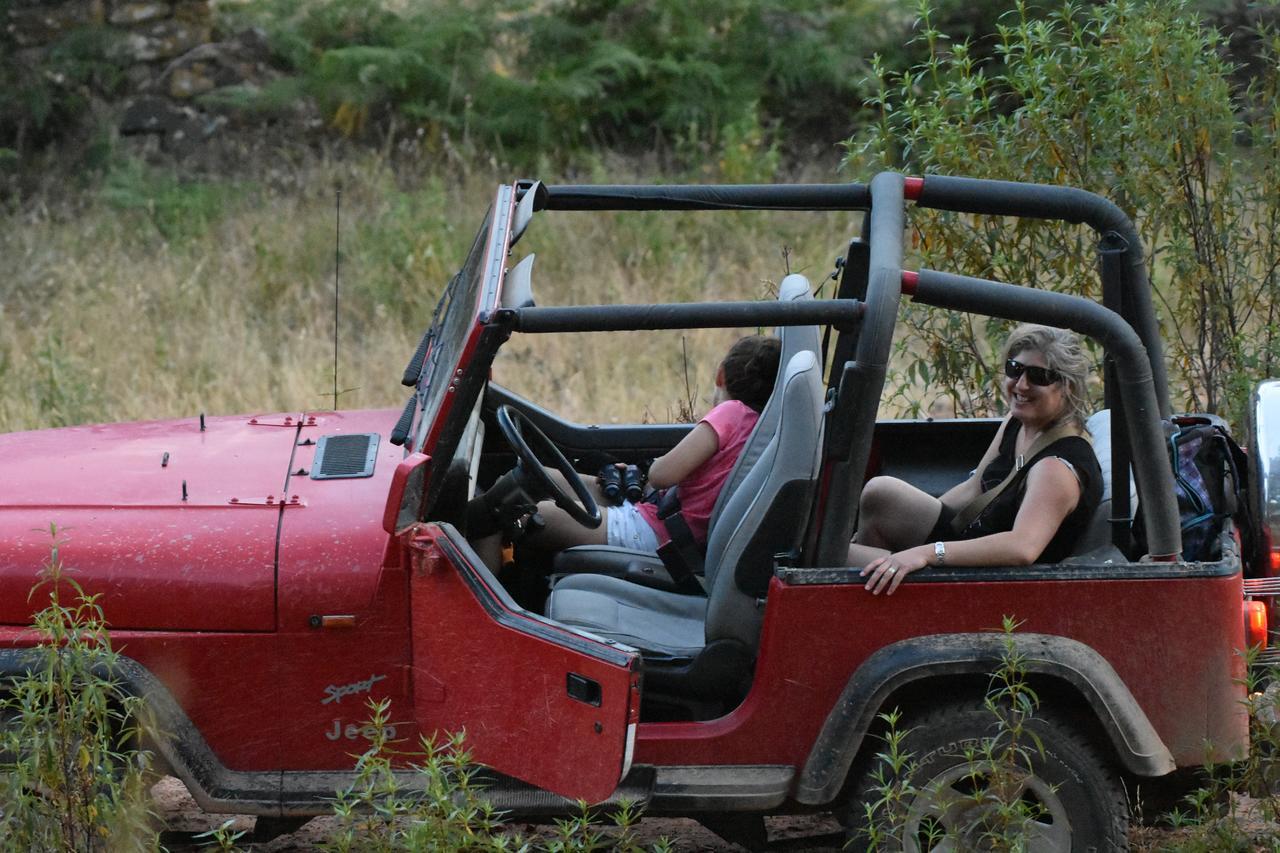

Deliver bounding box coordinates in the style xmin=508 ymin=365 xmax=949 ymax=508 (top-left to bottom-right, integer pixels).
xmin=311 ymin=433 xmax=380 ymax=480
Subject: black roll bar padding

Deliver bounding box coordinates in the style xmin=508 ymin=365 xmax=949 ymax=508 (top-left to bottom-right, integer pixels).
xmin=501 ymin=299 xmax=864 ymax=334
xmin=815 ymin=173 xmax=906 ymax=566
xmin=910 ymin=268 xmax=1181 ymax=559
xmin=1098 ymin=233 xmax=1134 ymax=552
xmin=540 ymin=183 xmax=873 ymax=212
xmin=914 ymin=175 xmax=1171 ymax=418
xmin=826 ymin=238 xmax=871 ymax=388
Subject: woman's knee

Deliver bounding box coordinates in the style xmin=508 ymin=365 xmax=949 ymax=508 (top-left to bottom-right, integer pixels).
xmin=860 ymin=476 xmax=905 ymax=517
xmin=535 ymin=499 xmax=607 ymax=549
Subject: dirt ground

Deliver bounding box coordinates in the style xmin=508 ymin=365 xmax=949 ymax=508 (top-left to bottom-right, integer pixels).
xmin=153 ymin=775 xmax=1280 ymax=851
xmin=152 ymin=776 xmax=847 ymax=852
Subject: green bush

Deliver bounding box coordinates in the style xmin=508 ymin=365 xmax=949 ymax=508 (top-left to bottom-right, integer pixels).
xmin=327 ymin=697 xmax=668 ymax=852
xmin=220 ymin=0 xmax=890 ymax=168
xmin=851 ymin=0 xmax=1280 ymax=425
xmin=0 ymin=528 xmax=157 ymax=852
xmin=99 ymin=158 xmax=239 ymax=243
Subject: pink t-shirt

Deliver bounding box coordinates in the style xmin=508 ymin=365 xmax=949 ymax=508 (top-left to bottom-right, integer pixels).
xmin=636 ymin=399 xmax=761 ymax=545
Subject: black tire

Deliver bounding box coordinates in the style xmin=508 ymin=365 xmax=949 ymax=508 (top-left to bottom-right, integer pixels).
xmin=844 ymin=700 xmax=1129 ymax=852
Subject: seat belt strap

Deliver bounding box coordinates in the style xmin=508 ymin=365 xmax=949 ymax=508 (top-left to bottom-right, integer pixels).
xmin=951 ymin=423 xmax=1076 ymax=534
xmin=654 ymin=488 xmax=706 ymax=594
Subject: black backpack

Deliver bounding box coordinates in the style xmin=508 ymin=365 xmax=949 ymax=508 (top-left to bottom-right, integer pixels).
xmin=1135 ymin=415 xmax=1250 ymax=562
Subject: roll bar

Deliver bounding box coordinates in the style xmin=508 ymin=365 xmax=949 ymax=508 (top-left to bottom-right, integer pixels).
xmin=531 ymin=173 xmax=1182 ymax=562
xmin=541 ymin=183 xmax=871 ymax=212
xmin=500 ymin=299 xmax=863 ymax=334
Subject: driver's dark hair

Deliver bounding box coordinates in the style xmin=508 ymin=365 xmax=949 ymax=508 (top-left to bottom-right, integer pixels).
xmin=721 ymin=335 xmax=781 ymax=413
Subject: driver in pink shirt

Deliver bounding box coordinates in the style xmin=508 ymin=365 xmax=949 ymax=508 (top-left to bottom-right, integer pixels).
xmin=531 ymin=334 xmax=781 ymax=553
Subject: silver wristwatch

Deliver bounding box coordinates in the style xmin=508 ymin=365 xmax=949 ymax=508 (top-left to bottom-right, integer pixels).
xmin=934 ymin=541 xmax=947 ymax=565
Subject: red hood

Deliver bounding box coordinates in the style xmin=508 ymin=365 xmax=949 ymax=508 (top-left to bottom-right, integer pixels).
xmin=0 ymin=410 xmax=398 ymax=631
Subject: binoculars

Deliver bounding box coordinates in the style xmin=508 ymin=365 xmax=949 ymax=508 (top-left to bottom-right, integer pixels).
xmin=599 ymin=464 xmax=645 ymax=504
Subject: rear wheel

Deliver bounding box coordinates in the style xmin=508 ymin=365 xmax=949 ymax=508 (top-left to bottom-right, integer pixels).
xmin=844 ymin=700 xmax=1128 ymax=852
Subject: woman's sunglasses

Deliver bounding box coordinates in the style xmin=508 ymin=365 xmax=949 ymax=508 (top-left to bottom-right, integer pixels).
xmin=1004 ymin=358 xmax=1062 ymax=387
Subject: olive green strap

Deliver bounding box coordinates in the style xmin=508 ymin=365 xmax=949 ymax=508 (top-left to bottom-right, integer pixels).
xmin=950 ymin=424 xmax=1076 ymax=535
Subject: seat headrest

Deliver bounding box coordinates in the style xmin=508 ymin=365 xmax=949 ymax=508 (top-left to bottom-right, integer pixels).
xmin=1085 ymin=409 xmax=1137 ymax=507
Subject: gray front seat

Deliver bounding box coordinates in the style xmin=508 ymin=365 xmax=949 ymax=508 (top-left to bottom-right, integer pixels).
xmin=546 ymin=350 xmax=824 ymax=705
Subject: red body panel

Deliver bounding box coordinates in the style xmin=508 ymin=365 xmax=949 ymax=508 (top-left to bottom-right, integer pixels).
xmin=633 ymin=573 xmax=1249 ymax=769
xmin=271 ymin=408 xmax=418 ymax=770
xmin=0 ymin=625 xmax=288 ymax=770
xmin=0 ymin=414 xmax=298 ymax=631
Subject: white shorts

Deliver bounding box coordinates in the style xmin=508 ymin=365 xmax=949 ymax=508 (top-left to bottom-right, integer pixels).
xmin=605 ymin=501 xmax=662 ymax=552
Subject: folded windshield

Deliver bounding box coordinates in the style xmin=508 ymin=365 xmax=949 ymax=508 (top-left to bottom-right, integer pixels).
xmin=401 ymin=204 xmax=493 ymax=453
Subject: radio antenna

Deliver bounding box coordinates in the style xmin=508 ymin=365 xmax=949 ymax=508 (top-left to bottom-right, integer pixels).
xmin=333 ymin=189 xmax=341 ymax=412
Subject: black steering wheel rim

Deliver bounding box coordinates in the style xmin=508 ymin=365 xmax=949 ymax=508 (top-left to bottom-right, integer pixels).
xmin=495 ymin=405 xmax=601 ymax=529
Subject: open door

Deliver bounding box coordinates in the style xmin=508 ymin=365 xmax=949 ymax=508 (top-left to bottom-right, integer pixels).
xmin=405 ymin=523 xmax=641 ymax=803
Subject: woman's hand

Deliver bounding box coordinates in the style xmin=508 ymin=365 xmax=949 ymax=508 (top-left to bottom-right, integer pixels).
xmin=861 ymin=545 xmax=932 ymax=595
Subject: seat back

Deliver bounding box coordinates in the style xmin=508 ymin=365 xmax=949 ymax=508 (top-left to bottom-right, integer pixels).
xmin=702 ymin=349 xmax=824 ymax=649
xmin=1070 ymin=410 xmax=1137 ymax=558
xmin=707 ymin=273 xmax=820 ymax=532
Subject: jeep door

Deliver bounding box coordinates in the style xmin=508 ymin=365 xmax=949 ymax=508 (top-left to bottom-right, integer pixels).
xmin=406 ymin=522 xmax=641 ymax=803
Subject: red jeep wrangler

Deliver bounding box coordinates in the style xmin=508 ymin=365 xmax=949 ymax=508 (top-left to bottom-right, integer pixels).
xmin=2 ymin=174 xmax=1277 ymax=849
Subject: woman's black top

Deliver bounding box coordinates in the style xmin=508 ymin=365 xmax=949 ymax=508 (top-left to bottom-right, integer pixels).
xmin=960 ymin=419 xmax=1103 ymax=563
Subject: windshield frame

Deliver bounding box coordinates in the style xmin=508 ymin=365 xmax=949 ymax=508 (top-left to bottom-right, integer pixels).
xmin=391 ymin=184 xmax=515 ymax=526
xmin=409 ymin=185 xmax=514 ymax=459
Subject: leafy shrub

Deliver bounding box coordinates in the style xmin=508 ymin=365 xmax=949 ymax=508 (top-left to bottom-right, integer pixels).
xmin=0 ymin=528 xmax=157 ymax=852
xmin=858 ymin=616 xmax=1053 ymax=849
xmin=851 ymin=0 xmax=1280 ymax=425
xmin=327 ymin=697 xmax=666 ymax=852
xmin=219 ymin=0 xmax=890 ymax=168
xmin=99 ymin=158 xmax=239 ymax=243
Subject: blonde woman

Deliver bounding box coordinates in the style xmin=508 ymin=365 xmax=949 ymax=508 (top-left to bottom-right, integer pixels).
xmin=850 ymin=324 xmax=1102 ymax=595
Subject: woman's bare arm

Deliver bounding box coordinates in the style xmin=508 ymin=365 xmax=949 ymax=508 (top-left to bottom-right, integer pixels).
xmin=862 ymin=457 xmax=1082 ymax=594
xmin=647 ymin=422 xmax=719 ymax=489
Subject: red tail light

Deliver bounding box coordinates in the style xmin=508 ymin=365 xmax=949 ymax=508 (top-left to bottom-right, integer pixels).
xmin=1246 ymin=600 xmax=1269 ymax=650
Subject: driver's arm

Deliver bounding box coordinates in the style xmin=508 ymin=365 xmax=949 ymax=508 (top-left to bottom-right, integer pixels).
xmin=646 ymin=422 xmax=718 ymax=489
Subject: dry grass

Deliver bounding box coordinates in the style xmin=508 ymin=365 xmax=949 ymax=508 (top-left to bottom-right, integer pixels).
xmin=0 ymin=153 xmax=862 ymax=432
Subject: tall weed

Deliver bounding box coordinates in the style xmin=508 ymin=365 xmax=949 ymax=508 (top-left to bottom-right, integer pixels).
xmin=0 ymin=527 xmax=157 ymax=852
xmin=859 ymin=617 xmax=1066 ymax=850
xmin=326 ymin=697 xmax=667 ymax=852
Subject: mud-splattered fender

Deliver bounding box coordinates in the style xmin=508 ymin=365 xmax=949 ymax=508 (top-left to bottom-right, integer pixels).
xmin=794 ymin=632 xmax=1175 ymax=805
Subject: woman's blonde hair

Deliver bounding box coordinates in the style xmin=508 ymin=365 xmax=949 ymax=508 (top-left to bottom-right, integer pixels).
xmin=1003 ymin=324 xmax=1092 ymax=431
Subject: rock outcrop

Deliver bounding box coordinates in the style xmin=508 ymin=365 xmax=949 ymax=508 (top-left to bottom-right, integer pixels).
xmin=6 ymin=1 xmax=285 ymax=156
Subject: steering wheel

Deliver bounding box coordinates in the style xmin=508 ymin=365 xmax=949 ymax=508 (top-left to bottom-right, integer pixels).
xmin=495 ymin=406 xmax=601 ymax=529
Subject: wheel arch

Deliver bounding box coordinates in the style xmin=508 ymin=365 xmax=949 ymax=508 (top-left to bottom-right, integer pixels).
xmin=793 ymin=632 xmax=1176 ymax=805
